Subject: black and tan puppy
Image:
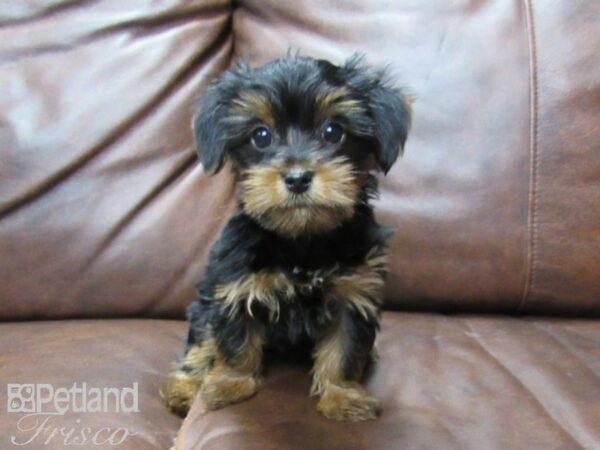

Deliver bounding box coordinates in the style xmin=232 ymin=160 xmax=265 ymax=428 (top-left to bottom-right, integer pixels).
xmin=162 ymin=55 xmax=411 ymax=421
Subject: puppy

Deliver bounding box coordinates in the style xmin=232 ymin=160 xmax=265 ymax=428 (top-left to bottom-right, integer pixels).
xmin=162 ymin=55 xmax=411 ymax=421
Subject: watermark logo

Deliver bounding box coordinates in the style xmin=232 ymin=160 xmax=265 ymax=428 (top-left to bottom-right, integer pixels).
xmin=6 ymin=383 xmax=139 ymax=447
xmin=7 ymin=383 xmax=139 ymax=415
xmin=7 ymin=384 xmax=36 ymax=413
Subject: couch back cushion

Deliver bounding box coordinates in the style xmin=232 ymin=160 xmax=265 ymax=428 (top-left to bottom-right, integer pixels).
xmin=1 ymin=0 xmax=599 ymax=320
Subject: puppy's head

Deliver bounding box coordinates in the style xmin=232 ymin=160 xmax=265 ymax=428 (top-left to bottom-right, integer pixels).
xmin=194 ymin=55 xmax=411 ymax=237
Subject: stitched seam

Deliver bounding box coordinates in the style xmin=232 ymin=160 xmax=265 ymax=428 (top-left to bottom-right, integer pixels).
xmin=518 ymin=0 xmax=540 ymax=313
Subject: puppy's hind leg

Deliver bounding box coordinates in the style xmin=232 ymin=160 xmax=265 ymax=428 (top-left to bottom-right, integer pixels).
xmin=161 ymin=328 xmax=217 ymax=417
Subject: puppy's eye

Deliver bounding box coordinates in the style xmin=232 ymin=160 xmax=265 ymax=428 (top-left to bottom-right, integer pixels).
xmin=322 ymin=122 xmax=345 ymax=144
xmin=251 ymin=126 xmax=272 ymax=149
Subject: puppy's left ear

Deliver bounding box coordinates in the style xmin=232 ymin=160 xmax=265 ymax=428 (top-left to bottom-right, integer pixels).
xmin=339 ymin=56 xmax=412 ymax=174
xmin=367 ymin=83 xmax=412 ymax=174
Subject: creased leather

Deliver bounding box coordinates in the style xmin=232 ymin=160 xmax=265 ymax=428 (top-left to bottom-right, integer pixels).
xmin=0 ymin=319 xmax=188 ymax=450
xmin=0 ymin=1 xmax=598 ymax=318
xmin=0 ymin=0 xmax=236 ymax=320
xmin=176 ymin=312 xmax=600 ymax=450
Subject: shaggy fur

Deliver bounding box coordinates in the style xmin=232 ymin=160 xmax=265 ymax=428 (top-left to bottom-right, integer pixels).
xmin=162 ymin=55 xmax=411 ymax=421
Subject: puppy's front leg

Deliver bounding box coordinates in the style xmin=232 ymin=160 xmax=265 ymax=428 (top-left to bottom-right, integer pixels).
xmin=312 ymin=247 xmax=386 ymax=421
xmin=311 ymin=309 xmax=380 ymax=421
xmin=199 ymin=320 xmax=265 ymax=410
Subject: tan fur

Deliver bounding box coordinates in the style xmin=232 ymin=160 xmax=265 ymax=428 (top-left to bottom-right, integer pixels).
xmin=316 ymin=382 xmax=381 ymax=421
xmin=183 ymin=337 xmax=217 ymax=375
xmin=328 ymin=246 xmax=387 ymax=320
xmin=312 ymin=246 xmax=387 ymax=395
xmin=164 ymin=246 xmax=387 ymax=417
xmin=214 ymin=271 xmax=295 ymax=320
xmin=163 ymin=323 xmax=265 ymax=415
xmin=161 ymin=370 xmax=202 ymax=416
xmin=404 ymin=94 xmax=415 ymax=115
xmin=316 ymin=88 xmax=366 ymax=122
xmin=310 ymin=247 xmax=386 ymax=421
xmin=240 ymin=157 xmax=359 ymax=237
xmin=161 ymin=336 xmax=218 ymax=415
xmin=229 ymin=91 xmax=274 ymax=126
xmin=200 ymin=369 xmax=259 ymax=410
xmin=265 ymin=206 xmax=354 ymax=238
xmin=227 ymin=323 xmax=265 ymax=374
xmin=311 ymin=319 xmax=380 ymax=421
xmin=311 ymin=321 xmax=347 ymax=396
xmin=199 ymin=324 xmax=265 ymax=410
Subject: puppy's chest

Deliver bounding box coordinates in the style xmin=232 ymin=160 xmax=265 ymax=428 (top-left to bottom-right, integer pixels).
xmin=286 ymin=265 xmax=333 ymax=296
xmin=250 ymin=265 xmax=340 ymax=318
xmin=259 ymin=267 xmax=337 ymax=350
xmin=243 ymin=235 xmax=370 ymax=325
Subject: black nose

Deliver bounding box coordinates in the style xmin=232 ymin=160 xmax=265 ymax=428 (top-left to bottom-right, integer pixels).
xmin=284 ymin=170 xmax=314 ymax=194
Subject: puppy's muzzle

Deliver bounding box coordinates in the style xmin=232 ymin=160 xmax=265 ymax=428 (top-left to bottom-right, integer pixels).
xmin=283 ymin=169 xmax=314 ymax=194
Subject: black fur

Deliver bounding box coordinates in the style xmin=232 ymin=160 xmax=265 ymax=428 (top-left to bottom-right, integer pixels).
xmin=186 ymin=198 xmax=389 ymax=372
xmin=177 ymin=55 xmax=410 ymax=408
xmin=193 ymin=55 xmax=411 ymax=174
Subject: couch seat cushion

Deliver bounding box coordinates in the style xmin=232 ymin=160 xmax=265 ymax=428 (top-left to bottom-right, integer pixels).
xmin=176 ymin=312 xmax=600 ymax=450
xmin=0 ymin=319 xmax=188 ymax=449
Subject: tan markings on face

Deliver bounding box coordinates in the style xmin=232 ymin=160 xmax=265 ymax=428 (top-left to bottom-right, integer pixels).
xmin=240 ymin=157 xmax=360 ymax=237
xmin=327 ymin=246 xmax=388 ymax=320
xmin=229 ymin=91 xmax=274 ymax=127
xmin=239 ymin=164 xmax=290 ymax=216
xmin=214 ymin=271 xmax=295 ymax=321
xmin=315 ymin=88 xmax=367 ymax=123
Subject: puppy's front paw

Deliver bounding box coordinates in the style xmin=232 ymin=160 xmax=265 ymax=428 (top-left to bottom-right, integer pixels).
xmin=200 ymin=371 xmax=259 ymax=410
xmin=317 ymin=382 xmax=381 ymax=421
xmin=161 ymin=371 xmax=201 ymax=417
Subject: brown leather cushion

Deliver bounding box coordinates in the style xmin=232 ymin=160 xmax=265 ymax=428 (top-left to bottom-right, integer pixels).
xmin=0 ymin=319 xmax=187 ymax=449
xmin=1 ymin=0 xmax=599 ymax=319
xmin=0 ymin=0 xmax=235 ymax=321
xmin=175 ymin=312 xmax=600 ymax=450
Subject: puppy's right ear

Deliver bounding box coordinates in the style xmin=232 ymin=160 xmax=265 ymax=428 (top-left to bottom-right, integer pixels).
xmin=192 ymin=88 xmax=229 ymax=174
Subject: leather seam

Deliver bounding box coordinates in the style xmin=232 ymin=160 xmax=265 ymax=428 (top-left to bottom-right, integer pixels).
xmin=518 ymin=0 xmax=540 ymax=313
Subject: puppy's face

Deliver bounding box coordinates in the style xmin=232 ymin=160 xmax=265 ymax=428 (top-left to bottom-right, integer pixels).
xmin=194 ymin=56 xmax=411 ymax=237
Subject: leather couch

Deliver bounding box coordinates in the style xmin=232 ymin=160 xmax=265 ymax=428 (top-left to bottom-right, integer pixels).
xmin=1 ymin=1 xmax=599 ymax=449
